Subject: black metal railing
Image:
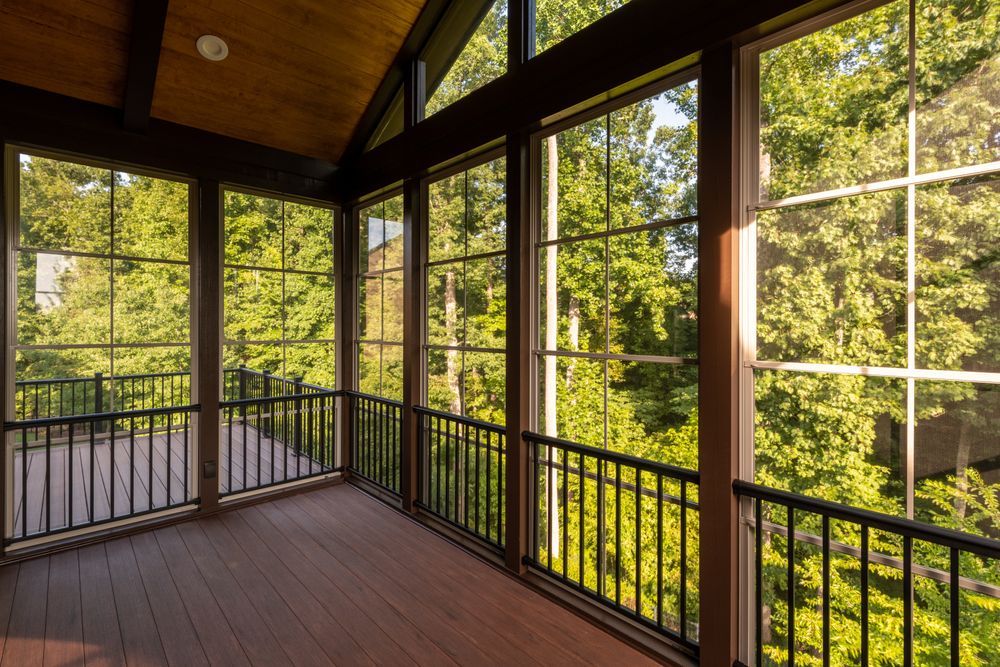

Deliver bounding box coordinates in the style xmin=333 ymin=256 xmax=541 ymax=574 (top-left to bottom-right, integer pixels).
xmin=348 ymin=392 xmax=403 ymax=495
xmin=735 ymin=480 xmax=1000 ymax=667
xmin=5 ymin=404 xmax=199 ymax=544
xmin=415 ymin=406 xmax=505 ymax=550
xmin=219 ymin=384 xmax=338 ymax=497
xmin=525 ymin=432 xmax=700 ymax=654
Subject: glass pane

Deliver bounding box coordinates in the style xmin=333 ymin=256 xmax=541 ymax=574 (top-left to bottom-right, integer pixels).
xmin=535 ymin=0 xmax=630 ymax=54
xmin=467 ymin=157 xmax=507 ymax=255
xmin=465 ymin=255 xmax=505 ymax=350
xmin=284 ymin=202 xmax=333 ymax=273
xmin=14 ymin=348 xmax=112 ymax=419
xmin=609 ymin=82 xmax=698 ymax=229
xmin=425 ymin=0 xmax=507 ymax=116
xmin=383 ymin=195 xmax=405 ymax=270
xmin=426 ymin=348 xmax=462 ymax=414
xmin=381 ymin=344 xmax=404 ymax=401
xmin=537 ymin=354 xmax=605 ymax=448
xmin=223 ymin=344 xmax=284 ymax=392
xmin=17 ymin=252 xmax=110 ymax=346
xmin=224 ymin=191 xmax=282 ymax=268
xmin=541 ymin=118 xmax=608 ymax=241
xmin=464 ymin=351 xmax=505 ymax=425
xmin=916 ymin=176 xmax=999 ymax=372
xmin=18 ymin=154 xmax=111 ymax=254
xmin=358 ymin=276 xmax=382 ymax=341
xmin=359 ymin=202 xmax=380 ymax=274
xmin=357 ymin=343 xmax=382 ymax=395
xmin=609 ymin=225 xmax=697 ymax=358
xmin=538 ymin=239 xmax=606 ymax=354
xmin=758 ymin=0 xmax=909 ymax=200
xmin=224 ymin=269 xmax=282 ymax=341
xmin=916 ymin=0 xmax=1000 ymax=173
xmin=756 ymin=191 xmax=907 ymax=367
xmin=608 ymin=361 xmax=697 ymax=468
xmin=113 ymin=347 xmax=191 ymax=409
xmin=284 ymin=273 xmax=335 ymax=341
xmin=428 ymin=172 xmax=466 ymax=264
xmin=754 ymin=369 xmax=907 ymax=515
xmin=285 ymin=343 xmax=336 ymax=389
xmin=113 ymin=261 xmax=189 ymax=344
xmin=915 ymin=381 xmax=999 ymax=536
xmin=427 ymin=262 xmax=465 ymax=347
xmin=114 ymin=172 xmax=188 ymax=261
xmin=382 ymin=270 xmax=404 ymax=343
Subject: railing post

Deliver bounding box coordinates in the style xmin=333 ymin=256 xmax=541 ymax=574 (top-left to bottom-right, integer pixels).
xmin=94 ymin=372 xmax=105 ymax=434
xmin=293 ymin=376 xmax=303 ymax=453
xmin=195 ymin=178 xmax=222 ymax=512
xmin=698 ymin=42 xmax=741 ymax=666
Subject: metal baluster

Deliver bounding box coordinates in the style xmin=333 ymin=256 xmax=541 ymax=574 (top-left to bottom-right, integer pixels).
xmin=822 ymin=515 xmax=830 ymax=667
xmin=861 ymin=524 xmax=869 ymax=667
xmin=788 ymin=505 xmax=796 ymax=667
xmin=950 ymin=547 xmax=959 ymax=666
xmin=680 ymin=479 xmax=688 ymax=642
xmin=635 ymin=468 xmax=642 ymax=618
xmin=903 ymin=536 xmax=912 ymax=667
xmin=657 ymin=474 xmax=663 ymax=629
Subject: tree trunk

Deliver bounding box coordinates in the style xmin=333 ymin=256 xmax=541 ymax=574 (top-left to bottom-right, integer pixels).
xmin=954 ymin=417 xmax=972 ymax=519
xmin=544 ymin=134 xmax=560 ymax=558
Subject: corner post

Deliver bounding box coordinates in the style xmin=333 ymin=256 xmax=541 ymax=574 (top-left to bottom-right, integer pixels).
xmin=698 ymin=42 xmax=741 ymax=665
xmin=336 ymin=206 xmax=355 ymax=473
xmin=195 ymin=179 xmax=222 ymax=512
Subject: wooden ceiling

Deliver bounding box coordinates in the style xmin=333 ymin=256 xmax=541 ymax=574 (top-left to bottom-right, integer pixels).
xmin=0 ymin=0 xmax=426 ymax=162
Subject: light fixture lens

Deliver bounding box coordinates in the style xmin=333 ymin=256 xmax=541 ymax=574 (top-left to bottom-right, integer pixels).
xmin=196 ymin=35 xmax=229 ymax=61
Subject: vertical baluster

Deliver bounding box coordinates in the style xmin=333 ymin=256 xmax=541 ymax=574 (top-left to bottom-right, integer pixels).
xmin=89 ymin=421 xmax=96 ymax=523
xmin=110 ymin=415 xmax=117 ymax=519
xmin=255 ymin=401 xmax=262 ymax=487
xmin=634 ymin=468 xmax=642 ymax=618
xmin=903 ymin=535 xmax=912 ymax=667
xmin=950 ymin=547 xmax=959 ymax=666
xmin=45 ymin=425 xmax=52 ymax=534
xmin=21 ymin=428 xmax=28 ymax=539
xmin=615 ymin=460 xmax=622 ymax=607
xmin=227 ymin=404 xmax=234 ymax=494
xmin=545 ymin=444 xmax=552 ymax=571
xmin=166 ymin=413 xmax=172 ymax=505
xmin=861 ymin=524 xmax=869 ymax=666
xmin=496 ymin=429 xmax=503 ymax=543
xmin=755 ymin=497 xmax=763 ymax=666
xmin=474 ymin=425 xmax=481 ymax=535
xmin=129 ymin=416 xmax=136 ymax=515
xmin=822 ymin=515 xmax=830 ymax=667
xmin=464 ymin=422 xmax=471 ymax=528
xmin=531 ymin=440 xmax=540 ymax=560
xmin=597 ymin=458 xmax=606 ymax=599
xmin=68 ymin=428 xmax=75 ymax=529
xmin=680 ymin=479 xmax=688 ymax=643
xmin=787 ymin=505 xmax=796 ymax=667
xmin=579 ymin=452 xmax=586 ymax=591
xmin=485 ymin=427 xmax=492 ymax=539
xmin=445 ymin=416 xmax=453 ymax=521
xmin=147 ymin=415 xmax=154 ymax=511
xmin=656 ymin=474 xmax=663 ymax=629
xmin=183 ymin=412 xmax=189 ymax=501
xmin=435 ymin=415 xmax=443 ymax=513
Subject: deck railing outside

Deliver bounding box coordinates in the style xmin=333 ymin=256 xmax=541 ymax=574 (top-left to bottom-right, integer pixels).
xmin=348 ymin=391 xmax=403 ymax=494
xmin=735 ymin=480 xmax=1000 ymax=667
xmin=5 ymin=403 xmax=199 ymax=543
xmin=415 ymin=406 xmax=506 ymax=551
xmin=525 ymin=431 xmax=701 ymax=655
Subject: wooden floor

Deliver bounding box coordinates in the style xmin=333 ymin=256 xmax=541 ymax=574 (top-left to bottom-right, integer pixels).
xmin=11 ymin=423 xmax=325 ymax=539
xmin=0 ymin=484 xmax=654 ymax=666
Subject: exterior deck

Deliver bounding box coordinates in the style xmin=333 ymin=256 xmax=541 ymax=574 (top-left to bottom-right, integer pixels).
xmin=0 ymin=483 xmax=655 ymax=666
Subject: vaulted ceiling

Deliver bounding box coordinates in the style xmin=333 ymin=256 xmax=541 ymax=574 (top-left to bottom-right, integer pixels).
xmin=0 ymin=0 xmax=426 ymax=162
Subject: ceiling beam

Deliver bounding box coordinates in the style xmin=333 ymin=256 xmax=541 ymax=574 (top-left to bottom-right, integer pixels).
xmin=122 ymin=0 xmax=170 ymax=132
xmin=1 ymin=80 xmax=339 ymax=201
xmin=343 ymin=0 xmax=846 ymax=200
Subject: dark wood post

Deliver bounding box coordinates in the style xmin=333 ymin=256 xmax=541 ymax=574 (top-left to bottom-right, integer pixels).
xmin=195 ymin=179 xmax=222 ymax=511
xmin=336 ymin=206 xmax=355 ymax=473
xmin=697 ymin=42 xmax=741 ymax=666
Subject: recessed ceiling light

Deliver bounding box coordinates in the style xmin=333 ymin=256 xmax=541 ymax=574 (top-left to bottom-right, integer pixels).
xmin=196 ymin=35 xmax=229 ymax=61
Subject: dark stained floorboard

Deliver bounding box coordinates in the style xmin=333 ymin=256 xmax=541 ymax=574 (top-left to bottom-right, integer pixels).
xmin=0 ymin=482 xmax=657 ymax=666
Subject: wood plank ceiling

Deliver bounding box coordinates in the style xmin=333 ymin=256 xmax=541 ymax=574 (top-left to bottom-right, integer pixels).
xmin=0 ymin=0 xmax=425 ymax=162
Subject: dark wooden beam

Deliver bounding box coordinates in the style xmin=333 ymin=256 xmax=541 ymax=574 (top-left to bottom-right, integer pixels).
xmin=195 ymin=179 xmax=222 ymax=513
xmin=122 ymin=0 xmax=170 ymax=132
xmin=0 ymin=80 xmax=339 ymax=201
xmin=344 ymin=0 xmax=839 ymax=199
xmin=697 ymin=43 xmax=741 ymax=666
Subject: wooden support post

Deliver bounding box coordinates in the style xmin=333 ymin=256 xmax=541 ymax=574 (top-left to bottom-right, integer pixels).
xmin=336 ymin=207 xmax=355 ymax=473
xmin=504 ymin=128 xmax=532 ymax=574
xmin=697 ymin=42 xmax=740 ymax=666
xmin=400 ymin=176 xmax=424 ymax=512
xmin=195 ymin=179 xmax=222 ymax=511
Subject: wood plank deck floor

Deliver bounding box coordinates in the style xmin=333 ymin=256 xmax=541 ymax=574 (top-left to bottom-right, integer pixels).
xmin=11 ymin=423 xmax=327 ymax=539
xmin=0 ymin=483 xmax=655 ymax=666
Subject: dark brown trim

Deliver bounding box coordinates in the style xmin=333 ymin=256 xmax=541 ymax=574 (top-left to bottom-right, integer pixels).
xmin=0 ymin=81 xmax=338 ymax=201
xmin=122 ymin=0 xmax=170 ymax=132
xmin=697 ymin=43 xmax=741 ymax=666
xmin=196 ymin=180 xmax=222 ymax=512
xmin=400 ymin=176 xmax=424 ymax=512
xmin=337 ymin=208 xmax=356 ymax=472
xmin=344 ymin=0 xmax=838 ymax=198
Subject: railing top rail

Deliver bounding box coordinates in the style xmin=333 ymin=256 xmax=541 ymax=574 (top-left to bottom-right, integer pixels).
xmin=15 ymin=370 xmax=193 ymax=386
xmin=220 ymin=389 xmax=340 ymax=408
xmin=344 ymin=390 xmax=404 ymax=408
xmin=4 ymin=403 xmax=202 ymax=430
xmin=734 ymin=480 xmax=1000 ymax=559
xmin=414 ymin=405 xmax=506 ymax=433
xmin=523 ymin=430 xmax=700 ymax=484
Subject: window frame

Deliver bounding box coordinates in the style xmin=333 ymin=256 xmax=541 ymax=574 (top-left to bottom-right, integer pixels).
xmin=528 ymin=66 xmax=702 ymax=446
xmin=221 ymin=184 xmax=338 ymax=391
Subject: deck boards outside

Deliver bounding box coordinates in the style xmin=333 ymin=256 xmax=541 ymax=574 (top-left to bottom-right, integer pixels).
xmin=0 ymin=483 xmax=659 ymax=666
xmin=10 ymin=422 xmax=327 ymax=539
